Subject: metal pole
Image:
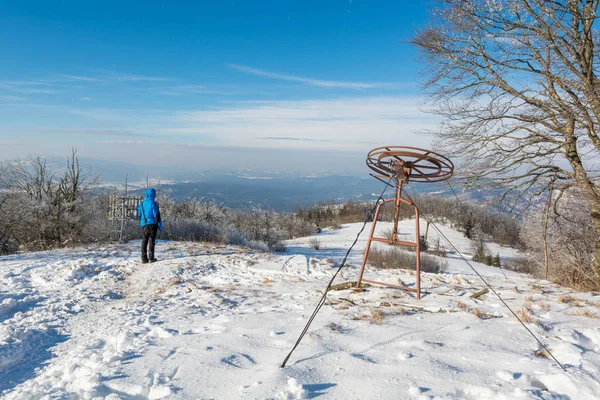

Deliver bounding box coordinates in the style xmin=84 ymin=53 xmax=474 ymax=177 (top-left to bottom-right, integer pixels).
xmin=119 ymin=201 xmax=125 ymax=242
xmin=392 ymin=181 xmax=402 ymax=243
xmin=415 ymin=204 xmax=421 ymax=299
xmin=356 ymin=200 xmax=385 ymax=288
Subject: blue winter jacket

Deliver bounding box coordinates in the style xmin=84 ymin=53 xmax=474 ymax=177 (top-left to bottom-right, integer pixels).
xmin=138 ymin=188 xmax=162 ymax=227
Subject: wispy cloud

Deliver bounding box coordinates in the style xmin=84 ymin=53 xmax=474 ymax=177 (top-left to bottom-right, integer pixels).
xmin=0 ymin=70 xmax=170 ymax=98
xmin=159 ymin=85 xmax=207 ymax=95
xmin=0 ymin=80 xmax=53 ymax=87
xmin=156 ymin=84 xmax=266 ymax=97
xmin=65 ymin=107 xmax=148 ymax=122
xmin=100 ymin=139 xmax=150 ymax=144
xmin=174 ymin=97 xmax=426 ymax=123
xmin=255 ymin=136 xmax=332 ymax=142
xmin=0 ymin=80 xmax=58 ymax=94
xmin=56 ymin=74 xmax=105 ymax=83
xmin=98 ymin=140 xmax=212 ymax=147
xmin=10 ymin=87 xmax=58 ymax=94
xmin=102 ymin=71 xmax=170 ymax=82
xmin=166 ymin=96 xmax=437 ymax=150
xmin=157 ymin=85 xmax=232 ymax=96
xmin=1 ymin=93 xmax=437 ymax=164
xmin=1 ymin=96 xmax=435 ymax=151
xmin=40 ymin=128 xmax=137 ymax=136
xmin=0 ymin=75 xmax=102 ymax=95
xmin=53 ymin=71 xmax=167 ymax=84
xmin=0 ymin=95 xmax=25 ymax=101
xmin=228 ymin=64 xmax=393 ymax=89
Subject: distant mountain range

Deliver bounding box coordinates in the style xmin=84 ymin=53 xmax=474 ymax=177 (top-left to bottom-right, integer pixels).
xmin=127 ymin=173 xmax=503 ymax=211
xmin=10 ymin=154 xmax=525 ymax=212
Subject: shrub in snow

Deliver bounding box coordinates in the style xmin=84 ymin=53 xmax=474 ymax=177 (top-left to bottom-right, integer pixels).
xmin=309 ymin=237 xmax=321 ymax=250
xmin=520 ymin=189 xmax=598 ymax=290
xmin=223 ymin=227 xmax=245 ymax=246
xmin=502 ymin=256 xmax=532 ymax=273
xmin=232 ymin=205 xmax=290 ymax=251
xmin=367 ymin=247 xmax=448 ymax=273
xmin=270 ymin=241 xmax=287 ymax=252
xmin=471 ymin=237 xmax=492 ymax=265
xmin=328 ymin=219 xmax=342 ymax=230
xmin=276 ymin=214 xmax=316 ymax=239
xmin=161 ymin=220 xmax=224 ymax=243
xmin=382 ymin=229 xmax=394 ymax=241
xmin=245 ymin=240 xmax=270 ymax=252
xmin=429 ymin=238 xmax=447 ymax=258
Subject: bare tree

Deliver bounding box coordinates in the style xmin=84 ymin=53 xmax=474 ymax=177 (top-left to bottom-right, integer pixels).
xmin=2 ymin=150 xmax=99 ymax=249
xmin=0 ymin=164 xmax=16 ymax=254
xmin=412 ymin=0 xmax=600 ymax=283
xmin=6 ymin=157 xmax=61 ymax=247
xmin=60 ymin=148 xmax=95 ymax=207
xmin=58 ymin=149 xmax=99 ymax=241
xmin=8 ymin=157 xmax=54 ymax=202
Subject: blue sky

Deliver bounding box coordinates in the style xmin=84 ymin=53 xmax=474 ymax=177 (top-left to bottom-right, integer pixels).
xmin=0 ymin=0 xmax=437 ymax=176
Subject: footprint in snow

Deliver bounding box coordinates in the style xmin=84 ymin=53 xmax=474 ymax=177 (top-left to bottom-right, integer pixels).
xmin=496 ymin=369 xmax=522 ymax=382
xmin=220 ymin=353 xmax=257 ymax=369
xmin=351 ymin=353 xmax=377 ymax=364
xmin=397 ymin=352 xmax=414 ymax=360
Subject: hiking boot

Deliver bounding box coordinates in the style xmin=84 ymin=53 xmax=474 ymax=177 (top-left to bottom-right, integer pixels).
xmin=141 ymin=258 xmax=149 ymax=264
xmin=149 ymin=258 xmax=157 ymax=263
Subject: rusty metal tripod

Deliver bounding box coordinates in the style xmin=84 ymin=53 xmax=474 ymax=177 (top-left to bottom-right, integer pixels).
xmin=356 ymin=146 xmax=454 ymax=299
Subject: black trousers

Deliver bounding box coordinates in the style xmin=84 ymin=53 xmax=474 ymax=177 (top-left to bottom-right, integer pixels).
xmin=141 ymin=224 xmax=158 ymax=261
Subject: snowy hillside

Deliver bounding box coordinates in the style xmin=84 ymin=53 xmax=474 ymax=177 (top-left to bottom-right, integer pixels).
xmin=1 ymin=221 xmax=599 ymax=399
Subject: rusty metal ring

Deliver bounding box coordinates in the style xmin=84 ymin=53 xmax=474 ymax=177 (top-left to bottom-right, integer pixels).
xmin=366 ymin=146 xmax=454 ymax=183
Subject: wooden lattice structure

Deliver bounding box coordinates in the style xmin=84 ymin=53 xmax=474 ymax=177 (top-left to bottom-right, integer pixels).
xmin=109 ymin=195 xmax=143 ymax=220
xmin=109 ymin=195 xmax=143 ymax=241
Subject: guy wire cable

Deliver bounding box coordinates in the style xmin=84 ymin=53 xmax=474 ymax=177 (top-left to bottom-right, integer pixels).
xmin=409 ymin=183 xmax=509 ymax=280
xmin=443 ymin=180 xmax=508 ymax=280
xmin=281 ymin=176 xmax=393 ymax=368
xmin=402 ymin=187 xmax=566 ymax=371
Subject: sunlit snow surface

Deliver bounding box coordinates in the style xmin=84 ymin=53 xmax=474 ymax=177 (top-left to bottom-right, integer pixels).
xmin=1 ymin=221 xmax=599 ymax=399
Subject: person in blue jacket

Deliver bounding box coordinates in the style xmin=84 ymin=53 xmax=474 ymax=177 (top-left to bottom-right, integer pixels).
xmin=137 ymin=187 xmax=162 ymax=263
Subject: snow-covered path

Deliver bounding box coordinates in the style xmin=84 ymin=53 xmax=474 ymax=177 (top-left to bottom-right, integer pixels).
xmin=1 ymin=222 xmax=600 ymax=399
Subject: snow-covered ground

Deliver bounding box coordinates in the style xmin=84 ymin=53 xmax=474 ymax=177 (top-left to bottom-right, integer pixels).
xmin=1 ymin=220 xmax=599 ymax=399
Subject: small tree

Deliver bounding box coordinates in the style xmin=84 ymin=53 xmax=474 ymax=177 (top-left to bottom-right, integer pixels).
xmin=493 ymin=253 xmax=501 ymax=268
xmin=419 ymin=235 xmax=429 ymax=252
xmin=472 ymin=237 xmax=490 ymax=264
xmin=462 ymin=214 xmax=475 ymax=239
